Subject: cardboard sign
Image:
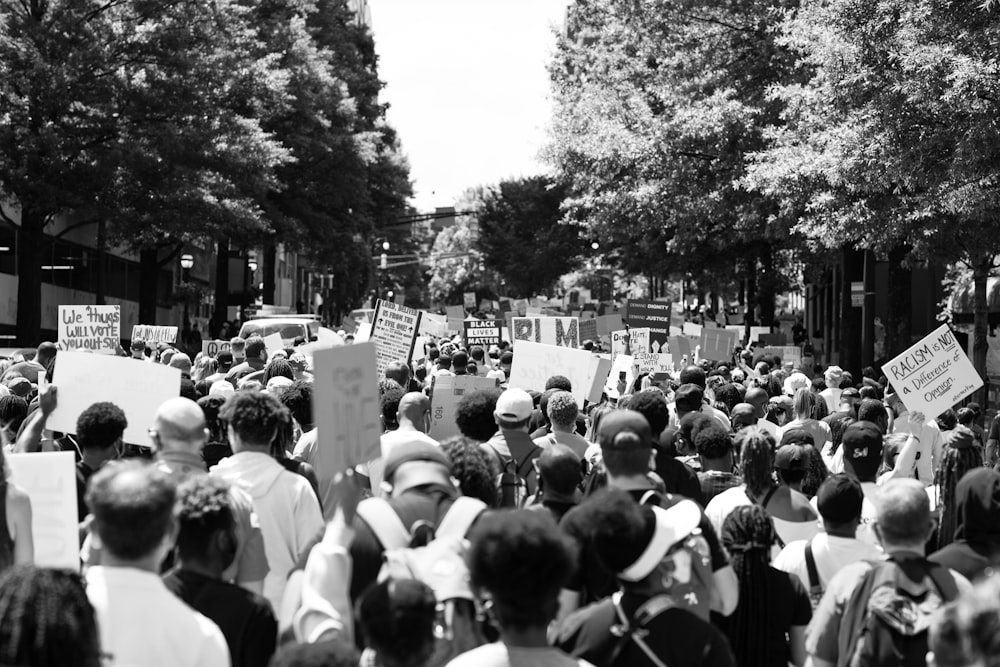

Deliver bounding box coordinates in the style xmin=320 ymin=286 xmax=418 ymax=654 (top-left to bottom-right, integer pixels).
xmin=749 ymin=327 xmax=771 ymax=344
xmin=683 ymin=322 xmax=702 ymax=338
xmin=513 ymin=299 xmax=529 ymax=317
xmin=611 ymin=328 xmax=650 ymax=361
xmin=354 ymin=323 xmax=372 ymax=342
xmin=511 ymin=317 xmax=580 ymax=348
xmin=446 ymin=305 xmax=465 ymax=320
xmin=669 ymin=335 xmax=692 ymax=367
xmin=393 ymin=293 xmax=406 ymax=305
xmin=882 ymin=324 xmax=984 ymax=418
xmin=606 ymin=354 xmax=636 ymax=396
xmin=58 ymin=305 xmax=120 ymax=354
xmin=725 ymin=325 xmax=746 ymax=345
xmin=263 ymin=333 xmax=284 ymax=355
xmin=596 ymin=314 xmax=624 ymax=337
xmin=202 ymin=340 xmax=232 ymax=357
xmin=464 ymin=319 xmax=502 ymax=348
xmin=371 ymin=299 xmax=423 ymax=376
xmin=634 ymin=352 xmax=672 ymax=375
xmin=508 ymin=341 xmax=592 ymax=404
xmin=429 ymin=374 xmax=500 ymax=440
xmin=762 ymin=346 xmax=802 ymax=367
xmin=463 ymin=292 xmax=477 ymax=310
xmin=8 ymin=451 xmax=78 ymax=570
xmin=699 ymin=328 xmax=739 ymax=362
xmin=131 ymin=324 xmax=178 ymax=344
xmin=586 ymin=355 xmax=613 ymax=404
xmin=419 ymin=313 xmax=448 ymax=339
xmin=312 ymin=343 xmax=381 ymax=480
xmin=49 ymin=352 xmax=181 ymax=446
xmin=579 ymin=318 xmax=599 ymax=343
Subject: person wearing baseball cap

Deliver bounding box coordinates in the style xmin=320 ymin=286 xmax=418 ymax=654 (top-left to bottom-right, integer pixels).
xmin=773 ymin=443 xmax=822 ymax=545
xmin=838 ymin=420 xmax=894 ymax=545
xmin=774 ymin=474 xmax=882 ymax=604
xmin=481 ymin=388 xmax=542 ymax=499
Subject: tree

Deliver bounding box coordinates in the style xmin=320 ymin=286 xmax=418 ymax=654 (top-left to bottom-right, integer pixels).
xmin=472 ymin=176 xmax=584 ymax=298
xmin=744 ymin=0 xmax=1000 ymax=393
xmin=427 ymin=216 xmax=488 ymax=305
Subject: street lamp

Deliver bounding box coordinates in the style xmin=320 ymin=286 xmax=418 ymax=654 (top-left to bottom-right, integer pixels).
xmin=179 ymin=254 xmax=194 ymax=343
xmin=591 ymin=241 xmax=600 ymax=251
xmin=247 ymin=253 xmax=258 ymax=273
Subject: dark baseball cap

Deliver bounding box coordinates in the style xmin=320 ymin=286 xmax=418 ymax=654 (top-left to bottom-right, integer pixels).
xmin=841 ymin=421 xmax=883 ymax=478
xmin=674 ymin=384 xmax=704 ymax=414
xmin=780 ymin=428 xmax=814 ymax=447
xmin=730 ymin=403 xmax=757 ymax=429
xmin=775 ymin=443 xmax=809 ymax=471
xmin=382 ymin=440 xmax=452 ymax=484
xmin=841 ymin=387 xmax=861 ymax=400
xmin=598 ymin=410 xmax=653 ymax=451
xmin=816 ymin=474 xmax=864 ymax=523
xmin=216 ymin=350 xmax=234 ymax=365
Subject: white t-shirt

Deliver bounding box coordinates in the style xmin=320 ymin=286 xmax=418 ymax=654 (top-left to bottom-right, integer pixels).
xmin=774 ymin=533 xmax=883 ymax=590
xmin=892 ymin=413 xmax=943 ymax=486
xmin=704 ymin=485 xmax=753 ymax=537
xmin=757 ymin=417 xmax=781 ymax=442
xmin=380 ymin=428 xmax=439 ymax=459
xmin=809 ymin=482 xmax=880 ymax=546
xmin=446 ymin=643 xmax=594 ymax=667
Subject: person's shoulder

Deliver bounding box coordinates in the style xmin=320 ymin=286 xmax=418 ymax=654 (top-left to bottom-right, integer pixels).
xmin=826 ymin=559 xmax=876 ymax=595
xmin=444 ymin=642 xmax=505 ymax=667
xmin=774 ymin=539 xmax=808 ymax=566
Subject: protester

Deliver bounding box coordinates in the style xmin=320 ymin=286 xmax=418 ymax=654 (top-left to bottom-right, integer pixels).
xmin=482 ymin=388 xmax=542 ymax=504
xmin=716 ymin=505 xmax=811 ymax=666
xmin=1 ymin=342 xmax=54 ymax=384
xmin=357 ymin=578 xmax=438 ymax=667
xmin=930 ymin=425 xmax=983 ymax=551
xmin=888 ymin=391 xmax=944 ymax=486
xmin=781 ymin=388 xmax=831 ymax=448
xmin=0 ymin=566 xmax=101 ymax=667
xmin=819 ymin=366 xmax=844 ymax=414
xmin=929 ymin=467 xmax=1000 ymax=581
xmin=454 ymin=388 xmax=502 ymax=444
xmin=198 ymin=395 xmax=233 ymax=468
xmin=440 ymin=436 xmax=500 ymax=507
xmin=626 ymin=388 xmax=703 ymax=503
xmin=534 ymin=391 xmax=592 ymax=459
xmin=695 ymin=423 xmax=742 ymax=504
xmin=85 ymin=461 xmax=230 ymax=666
xmin=929 ymin=571 xmax=1000 ymax=667
xmin=225 ymin=337 xmax=267 ymax=384
xmin=527 ymin=443 xmax=582 ymax=522
xmin=744 ymin=386 xmax=781 ymax=441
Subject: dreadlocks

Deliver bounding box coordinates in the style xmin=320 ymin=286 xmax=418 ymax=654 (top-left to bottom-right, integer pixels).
xmin=720 ymin=505 xmax=781 ymax=667
xmin=736 ymin=425 xmax=776 ymax=498
xmin=0 ymin=566 xmax=101 ymax=667
xmin=935 ymin=445 xmax=984 ymax=551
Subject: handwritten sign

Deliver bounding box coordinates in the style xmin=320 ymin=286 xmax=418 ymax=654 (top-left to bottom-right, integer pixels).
xmin=508 ymin=341 xmax=592 ymax=404
xmin=312 ymin=343 xmax=380 ymax=514
xmin=429 ymin=374 xmax=500 ymax=441
xmin=612 ymin=328 xmax=650 ymax=362
xmin=371 ymin=299 xmax=423 ymax=376
xmin=749 ymin=327 xmax=771 ymax=344
xmin=512 ymin=317 xmax=580 ymax=348
xmin=8 ymin=451 xmax=78 ymax=570
xmin=683 ymin=322 xmax=702 ymax=338
xmin=882 ymin=324 xmax=983 ymax=418
xmin=131 ymin=324 xmax=178 ymax=344
xmin=464 ymin=319 xmax=502 ymax=348
xmin=699 ymin=328 xmax=739 ymax=362
xmin=49 ymin=352 xmax=182 ymax=445
xmin=513 ymin=299 xmax=529 ymax=317
xmin=419 ymin=313 xmax=449 ymax=339
xmin=58 ymin=305 xmax=120 ymax=354
xmin=634 ymin=352 xmax=673 ymax=375
xmin=202 ymin=340 xmax=232 ymax=357
xmin=762 ymin=346 xmax=802 ymax=367
xmin=446 ymin=305 xmax=465 ymax=321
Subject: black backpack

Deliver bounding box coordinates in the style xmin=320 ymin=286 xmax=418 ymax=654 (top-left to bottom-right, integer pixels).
xmin=488 ymin=444 xmax=541 ymax=508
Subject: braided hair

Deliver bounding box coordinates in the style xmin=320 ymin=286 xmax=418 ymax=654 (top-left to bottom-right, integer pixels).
xmin=0 ymin=566 xmax=101 ymax=667
xmin=736 ymin=426 xmax=776 ymax=498
xmin=935 ymin=445 xmax=984 ymax=551
xmin=721 ymin=505 xmax=781 ymax=667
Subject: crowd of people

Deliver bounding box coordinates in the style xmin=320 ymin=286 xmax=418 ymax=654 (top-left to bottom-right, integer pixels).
xmin=0 ymin=330 xmax=999 ymax=666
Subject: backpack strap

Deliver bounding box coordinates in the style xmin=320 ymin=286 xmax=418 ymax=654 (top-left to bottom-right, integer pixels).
xmin=759 ymin=485 xmax=779 ymax=509
xmin=356 ymin=498 xmax=411 ymax=550
xmin=638 ymin=490 xmax=662 ymax=506
xmin=435 ymin=496 xmax=487 ymax=540
xmin=804 ymin=540 xmax=823 ymax=597
xmin=608 ymin=592 xmax=673 ymax=667
xmin=925 ymin=562 xmax=960 ymax=603
xmin=515 ymin=445 xmax=542 ymax=477
xmin=838 ymin=560 xmax=898 ymax=667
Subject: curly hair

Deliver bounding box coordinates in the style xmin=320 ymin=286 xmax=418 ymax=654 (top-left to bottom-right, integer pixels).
xmin=219 ymin=391 xmax=287 ymax=448
xmin=545 ymin=375 xmax=572 ymax=392
xmin=0 ymin=566 xmax=101 ymax=667
xmin=624 ymin=390 xmax=669 ymax=437
xmin=263 ymin=359 xmax=294 ymax=385
xmin=75 ymin=402 xmax=128 ymax=451
xmin=196 ymin=396 xmax=228 ymax=445
xmin=455 ymin=388 xmax=502 ymax=442
xmin=440 ymin=436 xmax=499 ymax=507
xmin=278 ymin=380 xmax=313 ymax=428
xmin=546 ymin=391 xmax=580 ymax=430
xmin=379 ymin=387 xmax=405 ymax=431
xmin=174 ymin=476 xmax=234 ymax=562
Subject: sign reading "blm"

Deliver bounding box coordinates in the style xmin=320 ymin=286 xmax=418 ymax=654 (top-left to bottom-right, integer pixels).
xmin=511 ymin=317 xmax=579 ymax=348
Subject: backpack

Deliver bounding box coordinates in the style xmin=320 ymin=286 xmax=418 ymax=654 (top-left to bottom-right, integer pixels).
xmin=838 ymin=558 xmax=959 ymax=667
xmin=488 ymin=444 xmax=541 ymax=508
xmin=638 ymin=491 xmax=715 ymax=621
xmin=356 ymin=496 xmax=488 ymax=667
xmin=803 ymin=540 xmax=825 ymax=610
xmin=606 ymin=591 xmax=679 ymax=667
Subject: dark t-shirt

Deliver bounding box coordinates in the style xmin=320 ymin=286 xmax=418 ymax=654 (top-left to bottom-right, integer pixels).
xmin=556 ymin=594 xmax=736 ymax=667
xmin=560 ymin=489 xmax=728 ymax=605
xmin=162 ymin=569 xmax=277 ymax=667
xmin=654 ymin=450 xmax=705 ymax=506
xmin=713 ymin=567 xmax=812 ymax=667
xmin=76 ymin=461 xmax=97 ymax=522
xmin=929 ymin=540 xmax=1000 ymax=582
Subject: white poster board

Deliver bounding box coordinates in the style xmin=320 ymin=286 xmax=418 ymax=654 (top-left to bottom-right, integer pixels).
xmin=586 ymin=355 xmax=613 ymax=404
xmin=683 ymin=322 xmax=703 ymax=337
xmin=611 ymin=328 xmax=650 ymax=362
xmin=429 ymin=374 xmax=500 ymax=441
xmin=202 ymin=340 xmax=232 ymax=357
xmin=8 ymin=451 xmax=78 ymax=570
xmin=511 ymin=317 xmax=580 ymax=348
xmin=312 ymin=343 xmax=381 ymax=478
xmin=131 ymin=324 xmax=178 ymax=344
xmin=605 ymin=353 xmax=636 ymax=396
xmin=634 ymin=352 xmax=673 ymax=375
xmin=882 ymin=324 xmax=984 ymax=418
xmin=419 ymin=313 xmax=449 ymax=339
xmin=370 ymin=299 xmax=423 ymax=376
xmin=749 ymin=327 xmax=771 ymax=344
xmin=508 ymin=341 xmax=592 ymax=404
xmin=49 ymin=352 xmax=181 ymax=445
xmin=58 ymin=305 xmax=120 ymax=354
xmin=263 ymin=333 xmax=284 ymax=355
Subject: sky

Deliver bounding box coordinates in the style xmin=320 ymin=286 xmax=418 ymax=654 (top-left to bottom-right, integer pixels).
xmin=369 ymin=0 xmax=570 ymax=211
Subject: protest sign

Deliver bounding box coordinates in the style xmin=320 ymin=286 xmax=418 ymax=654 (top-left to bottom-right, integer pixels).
xmin=762 ymin=346 xmax=802 ymax=367
xmin=749 ymin=327 xmax=770 ymax=344
xmin=596 ymin=314 xmax=624 ymax=337
xmin=605 ymin=353 xmax=636 ymax=396
xmin=882 ymin=324 xmax=984 ymax=419
xmin=463 ymin=292 xmax=477 ymax=310
xmin=625 ymin=299 xmax=671 ymax=348
xmin=8 ymin=451 xmax=78 ymax=570
xmin=725 ymin=325 xmax=746 ymax=345
xmin=669 ymin=335 xmax=692 ymax=368
xmin=759 ymin=332 xmax=787 ymax=346
xmin=513 ymin=299 xmax=529 ymax=317
xmin=131 ymin=324 xmax=178 ymax=344
xmin=58 ymin=305 xmax=120 ymax=354
xmin=699 ymin=328 xmax=739 ymax=362
xmin=512 ymin=317 xmax=580 ymax=348
xmin=446 ymin=305 xmax=465 ymax=320
xmin=393 ymin=293 xmax=406 ymax=305
xmin=354 ymin=323 xmax=372 ymax=342
xmin=49 ymin=352 xmax=181 ymax=445
xmin=202 ymin=340 xmax=231 ymax=357
xmin=263 ymin=333 xmax=284 ymax=355
xmin=464 ymin=319 xmax=502 ymax=348
xmin=579 ymin=317 xmax=599 ymax=343
xmin=508 ymin=341 xmax=592 ymax=404
xmin=683 ymin=322 xmax=702 ymax=338
xmin=634 ymin=352 xmax=672 ymax=375
xmin=611 ymin=328 xmax=650 ymax=362
xmin=419 ymin=313 xmax=448 ymax=339
xmin=429 ymin=374 xmax=500 ymax=441
xmin=312 ymin=343 xmax=381 ymax=481
xmin=371 ymin=299 xmax=423 ymax=376
xmin=586 ymin=355 xmax=613 ymax=404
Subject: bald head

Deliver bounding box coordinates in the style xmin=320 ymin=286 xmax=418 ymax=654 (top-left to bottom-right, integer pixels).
xmin=876 ymin=478 xmax=933 ymax=549
xmin=152 ymin=397 xmax=207 ymax=452
xmin=744 ymin=387 xmax=769 ymax=417
xmin=397 ymin=392 xmax=431 ymax=433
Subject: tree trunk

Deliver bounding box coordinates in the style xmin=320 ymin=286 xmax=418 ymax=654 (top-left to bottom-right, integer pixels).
xmin=262 ymin=243 xmax=276 ymax=305
xmin=840 ymin=246 xmax=863 ymax=377
xmin=138 ymin=248 xmax=159 ymax=324
xmin=884 ymin=245 xmax=911 ymax=360
xmin=745 ymin=262 xmax=758 ymax=327
xmin=973 ymin=258 xmax=990 ymax=405
xmin=757 ymin=244 xmax=776 ymax=326
xmin=15 ymin=208 xmax=44 ymax=346
xmin=213 ymin=239 xmax=229 ymax=335
xmin=95 ymin=219 xmax=107 ymax=305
